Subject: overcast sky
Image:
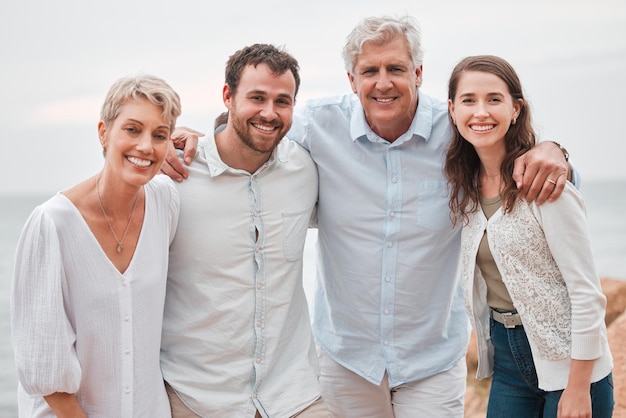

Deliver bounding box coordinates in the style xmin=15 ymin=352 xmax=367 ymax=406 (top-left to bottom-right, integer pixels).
xmin=1 ymin=0 xmax=625 ymax=195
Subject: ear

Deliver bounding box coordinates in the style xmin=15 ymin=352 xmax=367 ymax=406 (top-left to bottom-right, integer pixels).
xmin=223 ymin=84 xmax=232 ymax=109
xmin=97 ymin=121 xmax=107 ymax=148
xmin=415 ymin=65 xmax=423 ymax=88
xmin=347 ymin=72 xmax=357 ymax=94
xmin=448 ymin=99 xmax=456 ymax=125
xmin=512 ymin=98 xmax=523 ymax=123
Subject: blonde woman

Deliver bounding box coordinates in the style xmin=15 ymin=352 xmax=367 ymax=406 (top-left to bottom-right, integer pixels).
xmin=11 ymin=74 xmax=181 ymax=417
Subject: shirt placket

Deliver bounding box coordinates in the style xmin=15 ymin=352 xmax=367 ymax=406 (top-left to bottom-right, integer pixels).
xmin=249 ymin=175 xmax=266 ymax=401
xmin=381 ymin=146 xmax=401 ymax=363
xmin=118 ymin=277 xmax=133 ymax=416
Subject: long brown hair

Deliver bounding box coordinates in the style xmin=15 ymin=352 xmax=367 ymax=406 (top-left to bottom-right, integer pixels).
xmin=444 ymin=55 xmax=536 ymax=226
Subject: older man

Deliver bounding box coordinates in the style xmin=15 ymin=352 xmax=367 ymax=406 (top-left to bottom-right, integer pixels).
xmin=166 ymin=15 xmax=572 ymax=418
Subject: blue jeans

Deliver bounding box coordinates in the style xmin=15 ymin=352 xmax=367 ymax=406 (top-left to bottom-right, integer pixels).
xmin=486 ymin=315 xmax=614 ymax=418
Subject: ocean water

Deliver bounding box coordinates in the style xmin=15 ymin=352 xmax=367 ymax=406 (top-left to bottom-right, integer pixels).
xmin=0 ymin=179 xmax=624 ymax=417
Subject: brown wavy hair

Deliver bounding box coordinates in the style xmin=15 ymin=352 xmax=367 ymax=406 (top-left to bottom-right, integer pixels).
xmin=225 ymin=43 xmax=300 ymax=100
xmin=444 ymin=55 xmax=536 ymax=226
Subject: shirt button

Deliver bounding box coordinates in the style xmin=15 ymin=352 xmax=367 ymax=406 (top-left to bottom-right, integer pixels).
xmin=124 ymin=316 xmax=130 ymax=322
xmin=384 ymin=340 xmax=389 ymax=346
xmin=256 ymin=321 xmax=262 ymax=327
xmin=122 ymin=280 xmax=127 ymax=286
xmin=386 ymin=242 xmax=392 ymax=248
xmin=253 ymin=210 xmax=259 ymax=217
xmin=384 ymin=309 xmax=389 ymax=315
xmin=257 ymin=284 xmax=263 ymax=290
xmin=125 ymin=349 xmax=130 ymax=355
xmin=256 ymin=358 xmax=262 ymax=364
xmin=252 ymin=393 xmax=257 ymax=399
xmin=390 ymin=211 xmax=396 ymax=217
xmin=385 ymin=276 xmax=391 ymax=282
xmin=125 ymin=387 xmax=131 ymax=394
xmin=255 ymin=246 xmax=261 ymax=252
xmin=391 ymin=177 xmax=397 ymax=183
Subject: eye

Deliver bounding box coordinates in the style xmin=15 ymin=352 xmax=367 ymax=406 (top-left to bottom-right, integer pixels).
xmin=276 ymin=98 xmax=293 ymax=107
xmin=461 ymin=98 xmax=474 ymax=104
xmin=125 ymin=126 xmax=139 ymax=134
xmin=153 ymin=129 xmax=170 ymax=141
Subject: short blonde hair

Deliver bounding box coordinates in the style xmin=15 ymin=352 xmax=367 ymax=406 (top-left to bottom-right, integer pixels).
xmin=100 ymin=74 xmax=182 ymax=132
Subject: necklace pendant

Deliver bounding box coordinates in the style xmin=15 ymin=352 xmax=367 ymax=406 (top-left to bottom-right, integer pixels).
xmin=96 ymin=176 xmax=140 ymax=257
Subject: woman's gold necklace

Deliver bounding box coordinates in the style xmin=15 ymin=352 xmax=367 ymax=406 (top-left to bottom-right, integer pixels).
xmin=96 ymin=176 xmax=140 ymax=253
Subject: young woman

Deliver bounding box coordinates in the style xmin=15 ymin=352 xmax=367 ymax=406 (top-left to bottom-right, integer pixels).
xmin=444 ymin=55 xmax=614 ymax=418
xmin=11 ymin=74 xmax=181 ymax=417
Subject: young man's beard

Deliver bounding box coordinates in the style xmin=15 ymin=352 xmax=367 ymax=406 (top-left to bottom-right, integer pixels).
xmin=231 ymin=113 xmax=287 ymax=155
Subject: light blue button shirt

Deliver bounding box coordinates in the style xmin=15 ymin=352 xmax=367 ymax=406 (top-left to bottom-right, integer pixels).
xmin=289 ymin=90 xmax=470 ymax=387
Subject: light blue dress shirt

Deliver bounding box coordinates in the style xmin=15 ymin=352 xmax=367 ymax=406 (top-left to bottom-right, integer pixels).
xmin=289 ymin=90 xmax=470 ymax=387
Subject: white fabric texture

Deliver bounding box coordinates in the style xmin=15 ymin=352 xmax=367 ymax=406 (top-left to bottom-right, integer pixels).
xmin=161 ymin=135 xmax=321 ymax=418
xmin=11 ymin=175 xmax=179 ymax=417
xmin=462 ymin=182 xmax=613 ymax=391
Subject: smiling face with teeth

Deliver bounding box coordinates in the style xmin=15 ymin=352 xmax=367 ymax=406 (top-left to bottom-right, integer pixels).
xmin=448 ymin=70 xmax=521 ymax=158
xmin=348 ymin=35 xmax=422 ymax=142
xmin=219 ymin=63 xmax=296 ymax=171
xmin=98 ymin=97 xmax=171 ymax=187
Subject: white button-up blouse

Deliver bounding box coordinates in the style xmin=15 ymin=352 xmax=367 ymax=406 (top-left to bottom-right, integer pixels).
xmin=11 ymin=175 xmax=179 ymax=417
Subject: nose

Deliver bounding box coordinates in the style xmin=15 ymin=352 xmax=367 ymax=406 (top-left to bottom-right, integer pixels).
xmin=474 ymin=101 xmax=489 ymax=118
xmin=375 ymin=70 xmax=393 ymax=90
xmin=259 ymin=101 xmax=278 ymax=119
xmin=136 ymin=131 xmax=153 ymax=152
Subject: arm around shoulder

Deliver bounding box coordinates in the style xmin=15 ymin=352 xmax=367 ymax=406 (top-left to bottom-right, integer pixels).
xmin=162 ymin=127 xmax=204 ymax=182
xmin=512 ymin=141 xmax=575 ymax=204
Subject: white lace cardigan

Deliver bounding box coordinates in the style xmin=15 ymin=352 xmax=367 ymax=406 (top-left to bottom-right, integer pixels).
xmin=461 ymin=182 xmax=613 ymax=391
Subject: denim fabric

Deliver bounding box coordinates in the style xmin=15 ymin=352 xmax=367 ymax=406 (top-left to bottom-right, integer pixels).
xmin=486 ymin=316 xmax=614 ymax=417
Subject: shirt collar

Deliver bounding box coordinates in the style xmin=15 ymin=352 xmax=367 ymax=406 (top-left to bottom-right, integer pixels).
xmin=349 ymin=89 xmax=434 ymax=145
xmin=200 ymin=133 xmax=285 ymax=177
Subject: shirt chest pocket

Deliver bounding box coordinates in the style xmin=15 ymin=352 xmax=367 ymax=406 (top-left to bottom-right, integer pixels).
xmin=416 ymin=180 xmax=452 ymax=231
xmin=282 ymin=206 xmax=313 ymax=262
